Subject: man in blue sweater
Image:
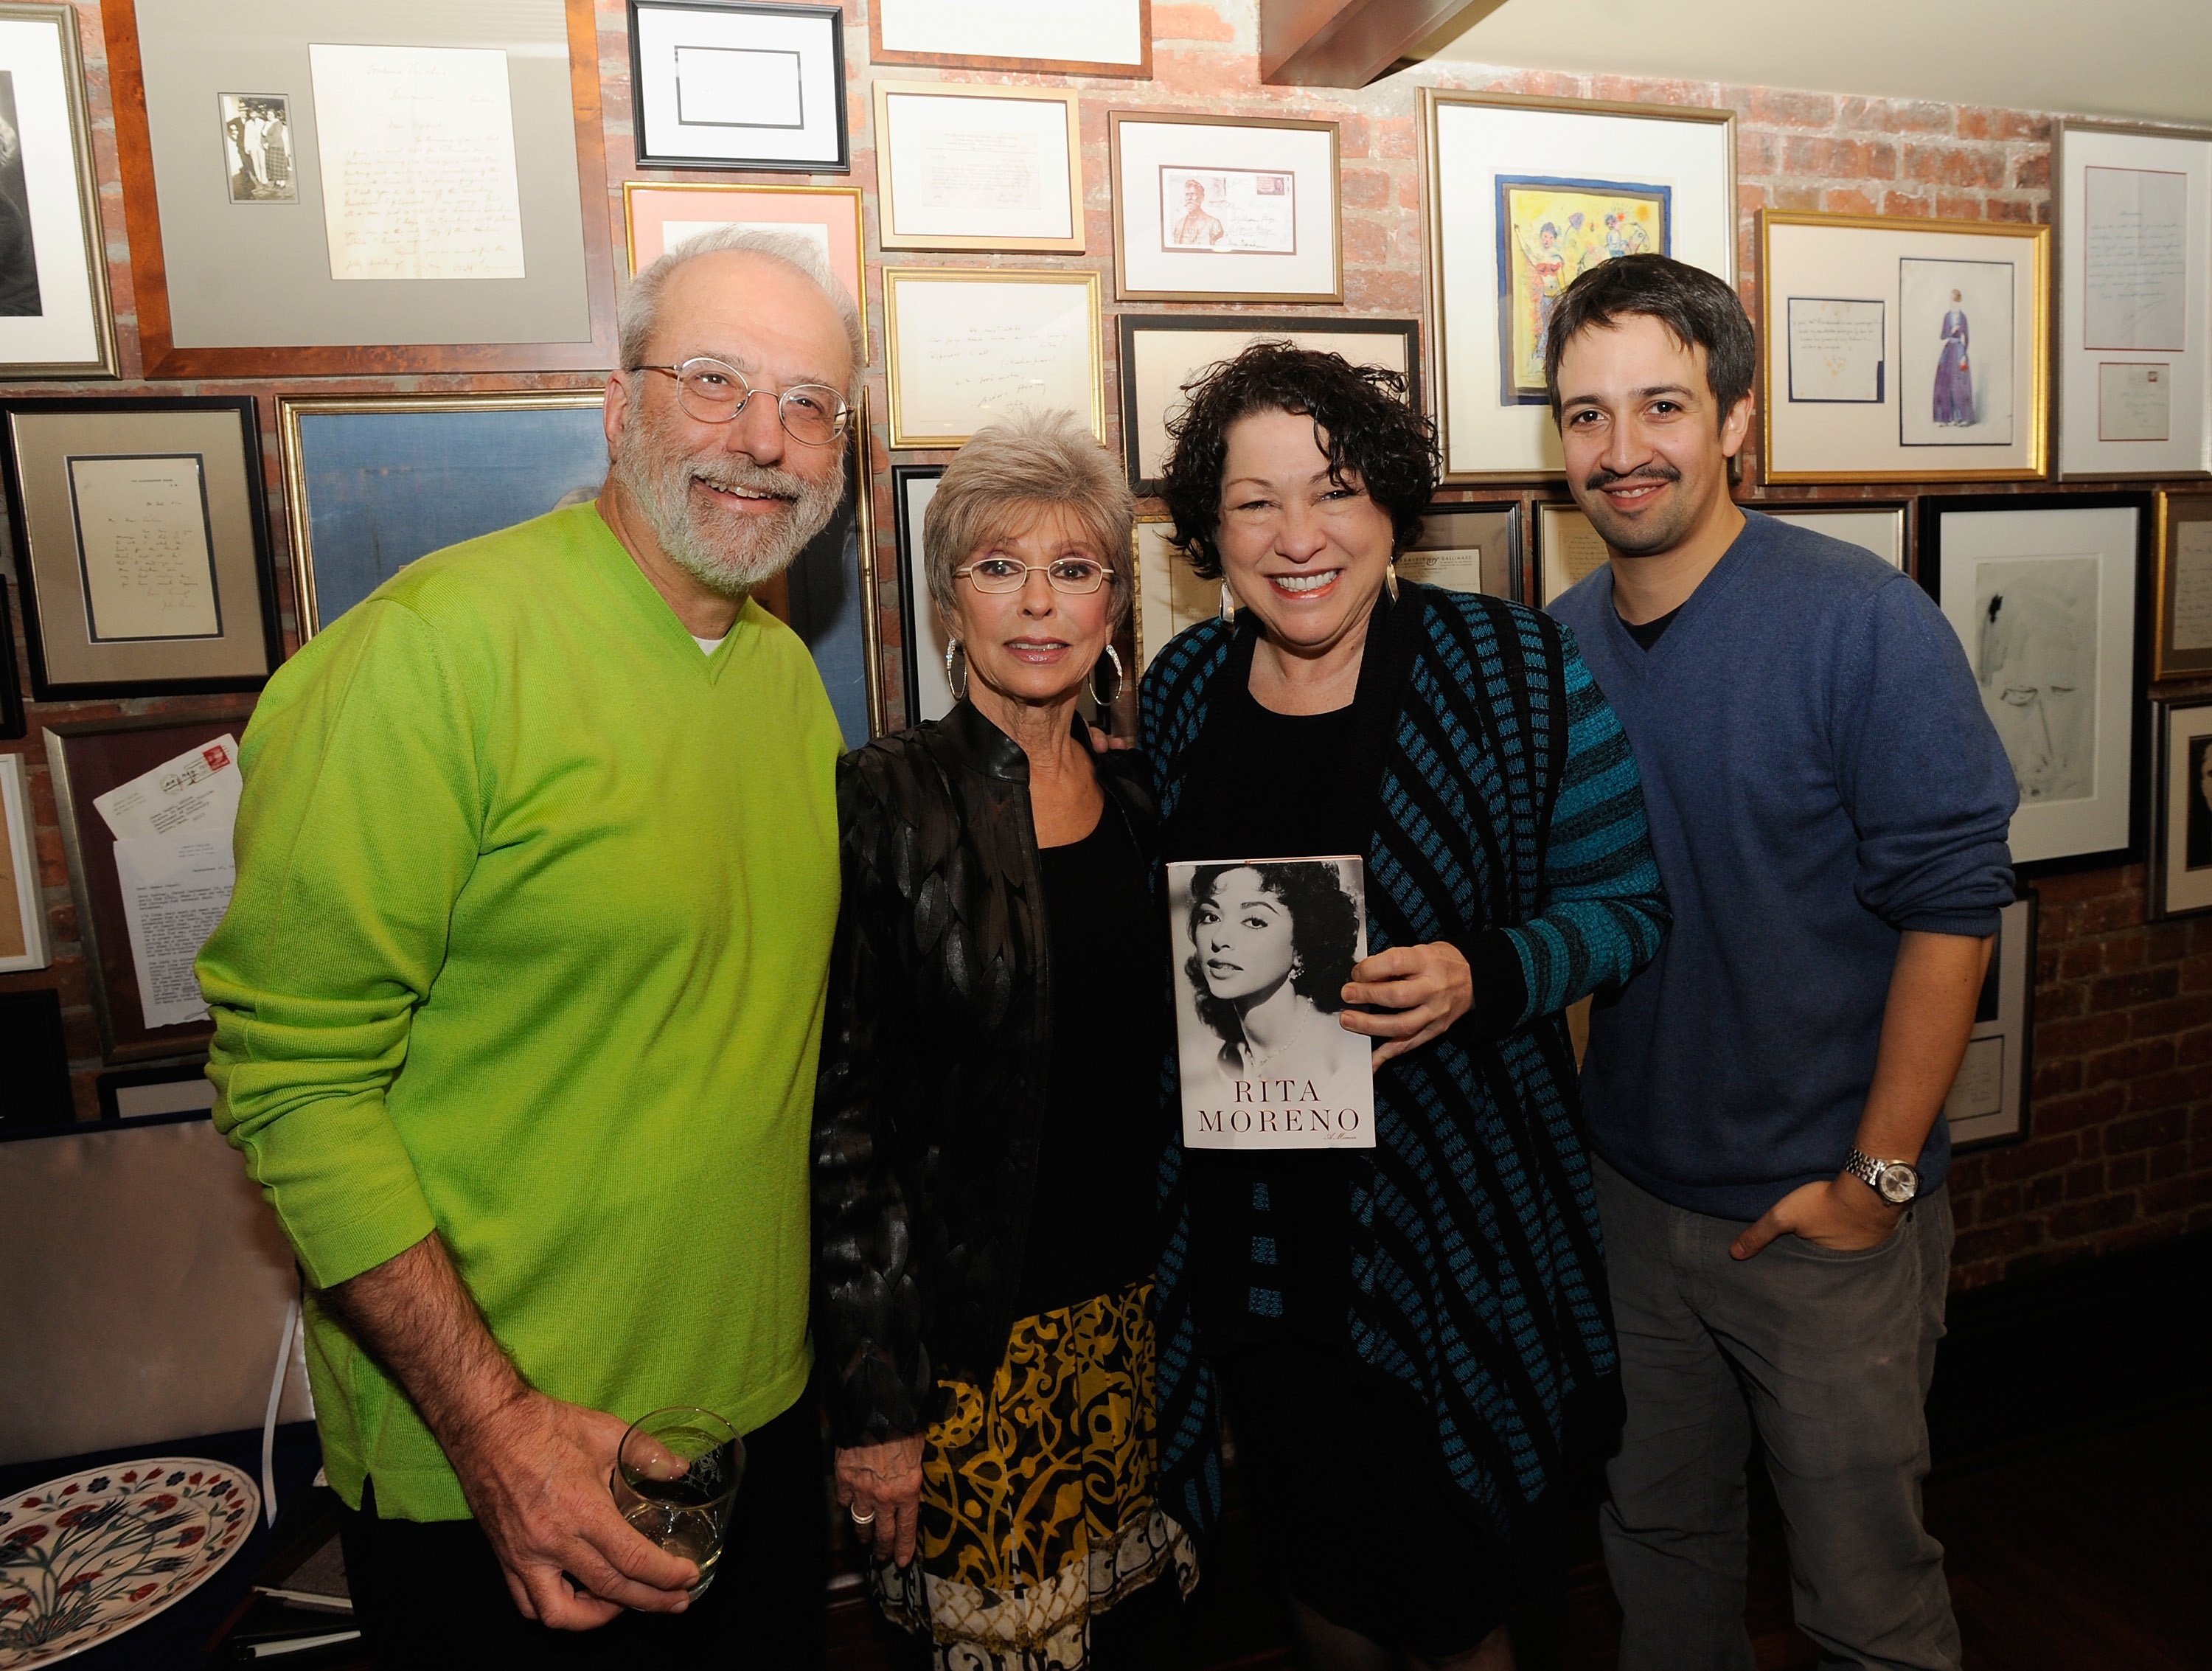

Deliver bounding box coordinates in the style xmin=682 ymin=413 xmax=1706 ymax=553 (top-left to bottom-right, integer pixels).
xmin=1544 ymin=255 xmax=2016 ymax=1671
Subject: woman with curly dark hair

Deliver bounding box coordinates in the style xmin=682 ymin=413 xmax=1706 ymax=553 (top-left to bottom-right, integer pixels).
xmin=1141 ymin=342 xmax=1670 ymax=1670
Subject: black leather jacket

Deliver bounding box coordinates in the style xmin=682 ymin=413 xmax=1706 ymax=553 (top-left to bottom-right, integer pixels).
xmin=810 ymin=701 xmax=1158 ymax=1446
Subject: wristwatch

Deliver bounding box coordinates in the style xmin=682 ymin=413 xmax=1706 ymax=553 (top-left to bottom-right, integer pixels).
xmin=1845 ymin=1147 xmax=1920 ymax=1206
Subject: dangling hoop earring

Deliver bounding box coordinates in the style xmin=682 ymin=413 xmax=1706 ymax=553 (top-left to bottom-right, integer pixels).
xmin=1218 ymin=581 xmax=1237 ymax=623
xmin=1090 ymin=643 xmax=1124 ymax=707
xmin=1384 ymin=558 xmax=1400 ymax=603
xmin=944 ymin=637 xmax=969 ymax=701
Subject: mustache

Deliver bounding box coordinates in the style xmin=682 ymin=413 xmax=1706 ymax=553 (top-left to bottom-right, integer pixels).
xmin=1584 ymin=462 xmax=1683 ymax=493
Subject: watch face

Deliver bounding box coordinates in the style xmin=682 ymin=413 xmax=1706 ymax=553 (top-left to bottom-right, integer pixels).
xmin=1878 ymin=1164 xmax=1919 ymax=1205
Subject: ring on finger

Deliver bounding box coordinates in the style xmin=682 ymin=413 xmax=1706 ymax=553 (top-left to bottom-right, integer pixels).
xmin=850 ymin=1505 xmax=877 ymax=1526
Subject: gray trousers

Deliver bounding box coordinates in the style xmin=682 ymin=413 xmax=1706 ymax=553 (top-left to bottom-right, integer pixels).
xmin=1593 ymin=1156 xmax=1961 ymax=1671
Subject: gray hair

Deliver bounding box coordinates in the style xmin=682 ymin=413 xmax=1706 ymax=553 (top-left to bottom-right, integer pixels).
xmin=619 ymin=224 xmax=863 ymax=397
xmin=923 ymin=409 xmax=1134 ymax=630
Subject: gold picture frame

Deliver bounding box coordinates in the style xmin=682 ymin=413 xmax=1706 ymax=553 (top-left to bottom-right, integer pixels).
xmin=2154 ymin=490 xmax=2212 ymax=683
xmin=883 ymin=268 xmax=1105 ymax=449
xmin=874 ymin=82 xmax=1083 ymax=254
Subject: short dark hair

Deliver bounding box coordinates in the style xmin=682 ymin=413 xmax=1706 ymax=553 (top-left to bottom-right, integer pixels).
xmin=1543 ymin=254 xmax=1755 ymax=428
xmin=1183 ymin=861 xmax=1360 ymax=1044
xmin=1157 ymin=341 xmax=1438 ymax=580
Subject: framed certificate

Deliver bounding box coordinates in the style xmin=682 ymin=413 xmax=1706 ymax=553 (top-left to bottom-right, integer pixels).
xmin=0 ymin=397 xmax=280 ymax=703
xmin=869 ymin=0 xmax=1150 ymax=77
xmin=0 ymin=4 xmax=116 ymax=378
xmin=883 ymin=268 xmax=1105 ymax=449
xmin=1402 ymin=502 xmax=1521 ymax=601
xmin=622 ymin=182 xmax=866 ymax=343
xmin=1110 ymin=114 xmax=1341 ymax=304
xmin=875 ymin=82 xmax=1082 ymax=253
xmin=2154 ymin=491 xmax=2212 ymax=682
xmin=628 ymin=0 xmax=848 ymax=172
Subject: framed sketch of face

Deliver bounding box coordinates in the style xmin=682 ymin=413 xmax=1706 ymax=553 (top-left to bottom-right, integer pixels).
xmin=2152 ymin=700 xmax=2212 ymax=920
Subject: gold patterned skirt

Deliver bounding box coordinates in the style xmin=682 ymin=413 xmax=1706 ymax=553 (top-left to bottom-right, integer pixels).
xmin=873 ymin=1279 xmax=1197 ymax=1670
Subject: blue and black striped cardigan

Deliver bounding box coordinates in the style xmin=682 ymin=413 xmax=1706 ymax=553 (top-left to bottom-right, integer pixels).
xmin=1141 ymin=580 xmax=1669 ymax=1551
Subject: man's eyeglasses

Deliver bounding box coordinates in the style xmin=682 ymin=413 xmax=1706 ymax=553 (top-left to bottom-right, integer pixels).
xmin=630 ymin=357 xmax=850 ymax=445
xmin=952 ymin=556 xmax=1115 ymax=595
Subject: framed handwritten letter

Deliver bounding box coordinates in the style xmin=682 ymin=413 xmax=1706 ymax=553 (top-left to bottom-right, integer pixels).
xmin=629 ymin=1 xmax=848 ymax=172
xmin=1110 ymin=114 xmax=1340 ymax=304
xmin=0 ymin=4 xmax=116 ymax=378
xmin=875 ymin=82 xmax=1082 ymax=254
xmin=2054 ymin=121 xmax=2212 ymax=480
xmin=102 ymin=0 xmax=616 ymax=377
xmin=883 ymin=268 xmax=1104 ymax=449
xmin=0 ymin=397 xmax=279 ymax=702
xmin=2154 ymin=492 xmax=2212 ymax=682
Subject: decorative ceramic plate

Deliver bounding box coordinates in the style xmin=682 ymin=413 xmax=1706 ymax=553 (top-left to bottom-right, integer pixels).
xmin=0 ymin=1459 xmax=260 ymax=1668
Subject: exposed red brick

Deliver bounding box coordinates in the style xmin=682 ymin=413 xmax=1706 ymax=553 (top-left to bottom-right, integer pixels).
xmin=1340 ymin=167 xmax=1391 ymax=210
xmin=2013 ymin=152 xmax=2052 ymax=192
xmin=1841 ymin=97 xmax=1954 ymax=133
xmin=1745 ymin=87 xmax=1837 ymax=128
xmin=1152 ymin=2 xmax=1237 ymax=43
xmin=1822 ymin=187 xmax=1879 ymax=217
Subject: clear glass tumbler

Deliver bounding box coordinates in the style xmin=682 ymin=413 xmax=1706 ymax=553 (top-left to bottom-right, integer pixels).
xmin=610 ymin=1406 xmax=745 ymax=1601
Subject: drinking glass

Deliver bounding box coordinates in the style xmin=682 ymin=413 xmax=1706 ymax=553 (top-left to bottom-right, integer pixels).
xmin=611 ymin=1406 xmax=745 ymax=1601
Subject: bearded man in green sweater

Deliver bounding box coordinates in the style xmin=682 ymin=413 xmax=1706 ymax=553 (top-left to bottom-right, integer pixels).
xmin=196 ymin=226 xmax=858 ymax=1667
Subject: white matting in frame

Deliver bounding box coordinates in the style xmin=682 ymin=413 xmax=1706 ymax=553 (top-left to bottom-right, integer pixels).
xmin=883 ymin=268 xmax=1103 ymax=449
xmin=874 ymin=82 xmax=1081 ymax=253
xmin=1133 ymin=515 xmax=1217 ymax=673
xmin=1423 ymin=89 xmax=1735 ymax=482
xmin=629 ymin=0 xmax=847 ymax=171
xmin=1536 ymin=501 xmax=1610 ymax=605
xmin=1111 ymin=114 xmax=1340 ymax=304
xmin=873 ymin=0 xmax=1146 ymax=75
xmin=1943 ymin=893 xmax=2033 ymax=1148
xmin=0 ymin=5 xmax=115 ymax=378
xmin=892 ymin=465 xmax=953 ymax=723
xmin=1763 ymin=504 xmax=1907 ymax=569
xmin=2153 ymin=700 xmax=2212 ymax=920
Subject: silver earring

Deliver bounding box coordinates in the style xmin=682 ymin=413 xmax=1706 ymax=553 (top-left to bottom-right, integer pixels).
xmin=1219 ymin=581 xmax=1237 ymax=623
xmin=1384 ymin=559 xmax=1400 ymax=602
xmin=1091 ymin=643 xmax=1124 ymax=707
xmin=944 ymin=637 xmax=969 ymax=701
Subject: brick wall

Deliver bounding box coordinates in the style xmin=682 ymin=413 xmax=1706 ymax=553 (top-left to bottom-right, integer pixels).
xmin=4 ymin=1 xmax=2204 ymax=1283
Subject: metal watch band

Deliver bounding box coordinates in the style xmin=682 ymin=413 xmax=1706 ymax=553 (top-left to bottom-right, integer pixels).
xmin=1845 ymin=1147 xmax=1916 ymax=1200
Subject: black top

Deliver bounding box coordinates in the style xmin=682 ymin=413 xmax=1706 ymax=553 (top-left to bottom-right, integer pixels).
xmin=1620 ymin=605 xmax=1680 ymax=650
xmin=1015 ymin=802 xmax=1168 ymax=1317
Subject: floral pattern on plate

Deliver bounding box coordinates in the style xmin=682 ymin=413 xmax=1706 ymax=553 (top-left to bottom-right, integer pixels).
xmin=0 ymin=1457 xmax=259 ymax=1668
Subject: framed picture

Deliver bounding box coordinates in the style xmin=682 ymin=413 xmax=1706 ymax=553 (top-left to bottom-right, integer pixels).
xmin=279 ymin=393 xmax=609 ymax=639
xmin=103 ymin=0 xmax=617 ymax=377
xmin=1402 ymin=501 xmax=1522 ymax=601
xmin=1759 ymin=212 xmax=2051 ymax=484
xmin=46 ymin=709 xmax=251 ymax=1062
xmin=0 ymin=987 xmax=69 ymax=1125
xmin=1918 ymin=493 xmax=2148 ymax=871
xmin=2154 ymin=492 xmax=2212 ymax=681
xmin=0 ymin=584 xmax=24 ymax=740
xmin=1536 ymin=501 xmax=1610 ymax=605
xmin=1761 ymin=503 xmax=1909 ymax=570
xmin=782 ymin=389 xmax=881 ymax=745
xmin=2152 ymin=700 xmax=2212 ymax=920
xmin=1133 ymin=515 xmax=1217 ymax=673
xmin=883 ymin=268 xmax=1105 ymax=449
xmin=2053 ymin=122 xmax=2212 ymax=480
xmin=97 ymin=1063 xmax=215 ymax=1119
xmin=876 ymin=83 xmax=1080 ymax=255
xmin=0 ymin=5 xmax=116 ymax=378
xmin=629 ymin=0 xmax=847 ymax=173
xmin=1110 ymin=114 xmax=1341 ymax=304
xmin=1118 ymin=313 xmax=1418 ymax=494
xmin=869 ymin=0 xmax=1150 ymax=78
xmin=1944 ymin=892 xmax=2034 ymax=1150
xmin=0 ymin=397 xmax=280 ymax=703
xmin=892 ymin=465 xmax=951 ymax=724
xmin=0 ymin=753 xmax=47 ymax=971
xmin=1423 ymin=89 xmax=1736 ymax=482
xmin=622 ymin=183 xmax=866 ymax=337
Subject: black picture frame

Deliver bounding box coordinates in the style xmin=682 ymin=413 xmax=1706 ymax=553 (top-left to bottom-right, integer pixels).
xmin=0 ymin=987 xmax=73 ymax=1128
xmin=1405 ymin=498 xmax=1523 ymax=602
xmin=627 ymin=0 xmax=851 ymax=173
xmin=96 ymin=1060 xmax=215 ymax=1120
xmin=891 ymin=463 xmax=947 ymax=728
xmin=2150 ymin=698 xmax=2212 ymax=920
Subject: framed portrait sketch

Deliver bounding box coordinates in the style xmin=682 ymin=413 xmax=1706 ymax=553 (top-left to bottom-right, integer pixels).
xmin=0 ymin=5 xmax=116 ymax=378
xmin=1535 ymin=501 xmax=1610 ymax=605
xmin=883 ymin=268 xmax=1104 ymax=449
xmin=1944 ymin=892 xmax=2034 ymax=1150
xmin=893 ymin=465 xmax=952 ymax=725
xmin=0 ymin=754 xmax=48 ymax=972
xmin=628 ymin=0 xmax=848 ymax=173
xmin=1919 ymin=493 xmax=2148 ymax=871
xmin=2153 ymin=700 xmax=2212 ymax=919
xmin=1759 ymin=212 xmax=2051 ymax=483
xmin=103 ymin=0 xmax=617 ymax=377
xmin=1110 ymin=114 xmax=1341 ymax=305
xmin=1402 ymin=502 xmax=1522 ymax=601
xmin=1423 ymin=89 xmax=1735 ymax=482
xmin=874 ymin=83 xmax=1081 ymax=254
xmin=1133 ymin=515 xmax=1216 ymax=673
xmin=0 ymin=397 xmax=280 ymax=703
xmin=2053 ymin=122 xmax=2212 ymax=480
xmin=622 ymin=184 xmax=865 ymax=330
xmin=1118 ymin=314 xmax=1417 ymax=495
xmin=869 ymin=0 xmax=1150 ymax=78
xmin=2154 ymin=492 xmax=2212 ymax=681
xmin=1761 ymin=503 xmax=1908 ymax=570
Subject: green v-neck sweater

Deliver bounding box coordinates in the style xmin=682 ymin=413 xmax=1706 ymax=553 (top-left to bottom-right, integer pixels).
xmin=198 ymin=505 xmax=844 ymax=1521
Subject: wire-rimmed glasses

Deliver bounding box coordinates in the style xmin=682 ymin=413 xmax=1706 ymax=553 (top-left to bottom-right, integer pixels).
xmin=631 ymin=358 xmax=850 ymax=445
xmin=952 ymin=555 xmax=1116 ymax=595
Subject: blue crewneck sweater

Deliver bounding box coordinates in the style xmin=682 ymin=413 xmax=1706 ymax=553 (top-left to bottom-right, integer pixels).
xmin=1549 ymin=510 xmax=2017 ymax=1220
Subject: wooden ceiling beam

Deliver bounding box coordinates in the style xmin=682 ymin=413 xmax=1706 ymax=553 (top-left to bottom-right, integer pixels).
xmin=1260 ymin=0 xmax=1509 ymax=87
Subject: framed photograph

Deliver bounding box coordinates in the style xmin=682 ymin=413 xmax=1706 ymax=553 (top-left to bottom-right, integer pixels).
xmin=622 ymin=183 xmax=865 ymax=331
xmin=0 ymin=753 xmax=47 ymax=971
xmin=874 ymin=82 xmax=1081 ymax=254
xmin=46 ymin=709 xmax=252 ymax=1062
xmin=0 ymin=5 xmax=116 ymax=378
xmin=1944 ymin=892 xmax=2034 ymax=1150
xmin=279 ymin=393 xmax=609 ymax=639
xmin=97 ymin=1062 xmax=216 ymax=1120
xmin=1402 ymin=501 xmax=1521 ymax=601
xmin=2054 ymin=122 xmax=2212 ymax=480
xmin=883 ymin=268 xmax=1105 ymax=449
xmin=629 ymin=0 xmax=847 ymax=173
xmin=1919 ymin=493 xmax=2148 ymax=871
xmin=1761 ymin=503 xmax=1908 ymax=570
xmin=0 ymin=987 xmax=69 ymax=1125
xmin=103 ymin=0 xmax=617 ymax=377
xmin=2154 ymin=491 xmax=2212 ymax=681
xmin=0 ymin=397 xmax=280 ymax=703
xmin=1133 ymin=515 xmax=1214 ymax=674
xmin=869 ymin=0 xmax=1150 ymax=78
xmin=1536 ymin=501 xmax=1610 ymax=605
xmin=2152 ymin=700 xmax=2212 ymax=919
xmin=1423 ymin=89 xmax=1735 ymax=482
xmin=1118 ymin=313 xmax=1417 ymax=495
xmin=1110 ymin=114 xmax=1341 ymax=304
xmin=893 ymin=465 xmax=952 ymax=724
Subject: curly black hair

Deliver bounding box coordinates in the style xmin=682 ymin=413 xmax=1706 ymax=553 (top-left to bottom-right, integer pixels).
xmin=1183 ymin=861 xmax=1361 ymax=1046
xmin=1155 ymin=341 xmax=1439 ymax=580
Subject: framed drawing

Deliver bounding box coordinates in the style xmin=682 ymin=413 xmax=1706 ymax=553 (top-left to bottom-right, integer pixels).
xmin=1110 ymin=114 xmax=1341 ymax=305
xmin=1919 ymin=493 xmax=2148 ymax=871
xmin=1402 ymin=502 xmax=1521 ymax=600
xmin=46 ymin=709 xmax=252 ymax=1062
xmin=2153 ymin=700 xmax=2212 ymax=919
xmin=1762 ymin=503 xmax=1909 ymax=570
xmin=1118 ymin=313 xmax=1418 ymax=494
xmin=279 ymin=393 xmax=609 ymax=639
xmin=1535 ymin=501 xmax=1610 ymax=604
xmin=1944 ymin=892 xmax=2034 ymax=1150
xmin=0 ymin=753 xmax=47 ymax=971
xmin=622 ymin=184 xmax=866 ymax=334
xmin=1423 ymin=89 xmax=1735 ymax=482
xmin=103 ymin=0 xmax=617 ymax=377
xmin=629 ymin=0 xmax=847 ymax=173
xmin=0 ymin=5 xmax=116 ymax=378
xmin=869 ymin=0 xmax=1150 ymax=78
xmin=892 ymin=465 xmax=951 ymax=724
xmin=0 ymin=397 xmax=280 ymax=703
xmin=874 ymin=82 xmax=1082 ymax=254
xmin=2154 ymin=491 xmax=2212 ymax=681
xmin=2053 ymin=122 xmax=2211 ymax=480
xmin=883 ymin=268 xmax=1104 ymax=449
xmin=1133 ymin=515 xmax=1215 ymax=673
xmin=1759 ymin=212 xmax=2051 ymax=483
